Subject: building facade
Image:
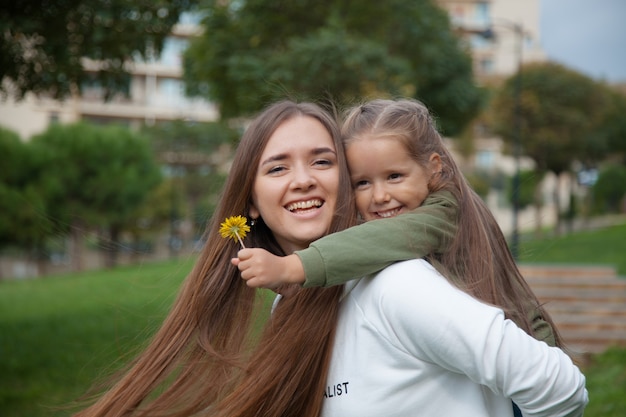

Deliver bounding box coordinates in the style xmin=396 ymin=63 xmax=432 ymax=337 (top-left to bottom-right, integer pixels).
xmin=0 ymin=12 xmax=217 ymax=140
xmin=437 ymin=0 xmax=545 ymax=81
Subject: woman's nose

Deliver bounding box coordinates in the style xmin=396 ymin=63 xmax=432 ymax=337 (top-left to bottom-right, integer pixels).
xmin=291 ymin=167 xmax=316 ymax=190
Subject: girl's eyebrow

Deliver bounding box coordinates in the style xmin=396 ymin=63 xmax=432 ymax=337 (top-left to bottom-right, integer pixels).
xmin=260 ymin=147 xmax=336 ymax=167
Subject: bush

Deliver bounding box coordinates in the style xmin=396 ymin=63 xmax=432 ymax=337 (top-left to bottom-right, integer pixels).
xmin=592 ymin=164 xmax=626 ymax=213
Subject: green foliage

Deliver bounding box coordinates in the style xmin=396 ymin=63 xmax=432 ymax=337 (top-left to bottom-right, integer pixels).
xmin=582 ymin=347 xmax=626 ymax=417
xmin=592 ymin=164 xmax=626 ymax=213
xmin=0 ymin=0 xmax=199 ymax=100
xmin=142 ymin=119 xmax=235 ymax=234
xmin=0 ymin=127 xmax=51 ymax=251
xmin=492 ymin=62 xmax=612 ymax=174
xmin=464 ymin=171 xmax=491 ymax=199
xmin=31 ymin=122 xmax=162 ymax=229
xmin=24 ymin=123 xmax=162 ymax=269
xmin=142 ymin=119 xmax=237 ymax=155
xmin=602 ymin=89 xmax=626 ymax=159
xmin=506 ymin=169 xmax=544 ymax=210
xmin=183 ymin=0 xmax=485 ymax=135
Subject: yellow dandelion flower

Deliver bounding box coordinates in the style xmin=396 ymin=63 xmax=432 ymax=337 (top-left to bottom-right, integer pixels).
xmin=219 ymin=215 xmax=250 ymax=248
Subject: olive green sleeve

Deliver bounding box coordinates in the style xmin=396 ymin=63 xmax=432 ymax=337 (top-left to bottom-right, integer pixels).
xmin=296 ymin=191 xmax=459 ymax=288
xmin=529 ymin=308 xmax=557 ymax=347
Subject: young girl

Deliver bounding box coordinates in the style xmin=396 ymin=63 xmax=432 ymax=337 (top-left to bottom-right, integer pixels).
xmin=235 ymin=98 xmax=561 ymax=348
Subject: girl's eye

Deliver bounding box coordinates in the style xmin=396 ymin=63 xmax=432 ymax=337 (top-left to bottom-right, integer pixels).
xmin=353 ymin=179 xmax=369 ymax=189
xmin=389 ymin=173 xmax=403 ymax=180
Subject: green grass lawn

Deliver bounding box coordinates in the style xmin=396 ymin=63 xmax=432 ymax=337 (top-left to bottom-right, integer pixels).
xmin=0 ymin=257 xmax=195 ymax=417
xmin=519 ymin=222 xmax=626 ymax=275
xmin=1 ymin=221 xmax=625 ymax=416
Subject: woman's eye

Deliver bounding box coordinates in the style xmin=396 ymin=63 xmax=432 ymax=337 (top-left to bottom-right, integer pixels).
xmin=389 ymin=173 xmax=403 ymax=180
xmin=267 ymin=165 xmax=285 ymax=174
xmin=313 ymin=158 xmax=333 ymax=167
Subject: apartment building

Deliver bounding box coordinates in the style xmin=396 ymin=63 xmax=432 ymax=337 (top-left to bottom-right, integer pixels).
xmin=0 ymin=12 xmax=218 ymax=140
xmin=437 ymin=0 xmax=545 ymax=81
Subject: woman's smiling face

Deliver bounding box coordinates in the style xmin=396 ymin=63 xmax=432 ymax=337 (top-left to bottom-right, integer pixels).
xmin=250 ymin=115 xmax=340 ymax=254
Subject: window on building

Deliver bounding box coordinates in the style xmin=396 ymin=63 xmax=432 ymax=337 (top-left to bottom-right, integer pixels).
xmin=475 ymin=2 xmax=490 ymax=26
xmin=159 ymin=37 xmax=189 ymax=67
xmin=157 ymin=78 xmax=186 ymax=106
xmin=471 ymin=33 xmax=491 ymax=49
xmin=476 ymin=149 xmax=495 ymax=170
xmin=179 ymin=11 xmax=204 ymax=25
xmin=479 ymin=58 xmax=494 ymax=75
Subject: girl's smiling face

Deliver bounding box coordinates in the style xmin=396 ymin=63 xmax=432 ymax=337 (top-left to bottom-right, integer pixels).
xmin=250 ymin=116 xmax=340 ymax=253
xmin=347 ymin=136 xmax=441 ymax=221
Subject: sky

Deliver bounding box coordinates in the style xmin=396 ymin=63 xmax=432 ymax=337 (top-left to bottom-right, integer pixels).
xmin=540 ymin=0 xmax=626 ymax=83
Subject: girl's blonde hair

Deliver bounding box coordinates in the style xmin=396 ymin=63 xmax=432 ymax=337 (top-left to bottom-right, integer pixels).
xmin=74 ymin=101 xmax=357 ymax=417
xmin=342 ymin=98 xmax=563 ymax=346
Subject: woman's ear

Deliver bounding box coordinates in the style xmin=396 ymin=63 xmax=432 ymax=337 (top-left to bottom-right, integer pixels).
xmin=249 ymin=203 xmax=260 ymax=220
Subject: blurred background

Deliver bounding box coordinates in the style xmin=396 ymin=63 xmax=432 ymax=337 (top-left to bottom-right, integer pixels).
xmin=1 ymin=1 xmax=625 ymax=416
xmin=1 ymin=0 xmax=625 ymax=277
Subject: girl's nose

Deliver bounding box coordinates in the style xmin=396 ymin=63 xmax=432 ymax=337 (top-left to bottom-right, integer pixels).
xmin=372 ymin=183 xmax=390 ymax=204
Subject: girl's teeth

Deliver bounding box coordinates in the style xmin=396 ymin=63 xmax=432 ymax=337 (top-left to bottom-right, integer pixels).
xmin=378 ymin=209 xmax=399 ymax=218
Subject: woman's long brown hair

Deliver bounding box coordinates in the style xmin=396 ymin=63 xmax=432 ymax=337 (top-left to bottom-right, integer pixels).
xmin=73 ymin=101 xmax=356 ymax=417
xmin=341 ymin=98 xmax=564 ymax=347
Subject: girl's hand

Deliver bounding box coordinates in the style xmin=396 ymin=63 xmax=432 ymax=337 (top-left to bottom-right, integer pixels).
xmin=232 ymin=249 xmax=305 ymax=289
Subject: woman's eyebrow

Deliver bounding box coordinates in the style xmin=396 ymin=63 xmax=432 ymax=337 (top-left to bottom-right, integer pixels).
xmin=260 ymin=147 xmax=336 ymax=167
xmin=260 ymin=153 xmax=287 ymax=167
xmin=313 ymin=147 xmax=336 ymax=156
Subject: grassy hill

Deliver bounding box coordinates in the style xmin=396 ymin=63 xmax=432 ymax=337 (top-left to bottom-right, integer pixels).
xmin=1 ymin=221 xmax=625 ymax=416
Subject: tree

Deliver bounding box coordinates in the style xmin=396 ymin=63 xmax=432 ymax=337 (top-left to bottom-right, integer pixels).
xmin=0 ymin=127 xmax=52 ymax=276
xmin=592 ymin=164 xmax=626 ymax=214
xmin=30 ymin=122 xmax=162 ymax=270
xmin=183 ymin=0 xmax=484 ymax=135
xmin=601 ymin=88 xmax=626 ymax=161
xmin=1 ymin=0 xmax=199 ymax=100
xmin=142 ymin=119 xmax=235 ymax=251
xmin=491 ymin=62 xmax=611 ymax=231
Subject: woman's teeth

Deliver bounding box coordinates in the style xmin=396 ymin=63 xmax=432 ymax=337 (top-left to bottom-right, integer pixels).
xmin=286 ymin=199 xmax=323 ymax=212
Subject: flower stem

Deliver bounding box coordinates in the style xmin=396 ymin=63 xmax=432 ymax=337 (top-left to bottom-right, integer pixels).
xmin=236 ymin=234 xmax=246 ymax=249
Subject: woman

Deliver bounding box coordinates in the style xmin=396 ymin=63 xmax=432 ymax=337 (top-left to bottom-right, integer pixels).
xmin=74 ymin=101 xmax=356 ymax=417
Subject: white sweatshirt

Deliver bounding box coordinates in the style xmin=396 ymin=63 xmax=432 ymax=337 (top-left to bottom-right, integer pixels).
xmin=320 ymin=259 xmax=588 ymax=417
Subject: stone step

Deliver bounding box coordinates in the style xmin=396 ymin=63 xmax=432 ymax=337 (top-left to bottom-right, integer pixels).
xmin=521 ymin=263 xmax=626 ymax=354
xmin=554 ymin=321 xmax=626 ymax=333
xmin=525 ymin=276 xmax=626 ymax=289
xmin=533 ymin=288 xmax=626 ymax=302
xmin=558 ymin=329 xmax=626 ymax=345
xmin=519 ymin=264 xmax=617 ymax=278
xmin=545 ymin=307 xmax=626 ymax=327
xmin=542 ymin=301 xmax=626 ymax=315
